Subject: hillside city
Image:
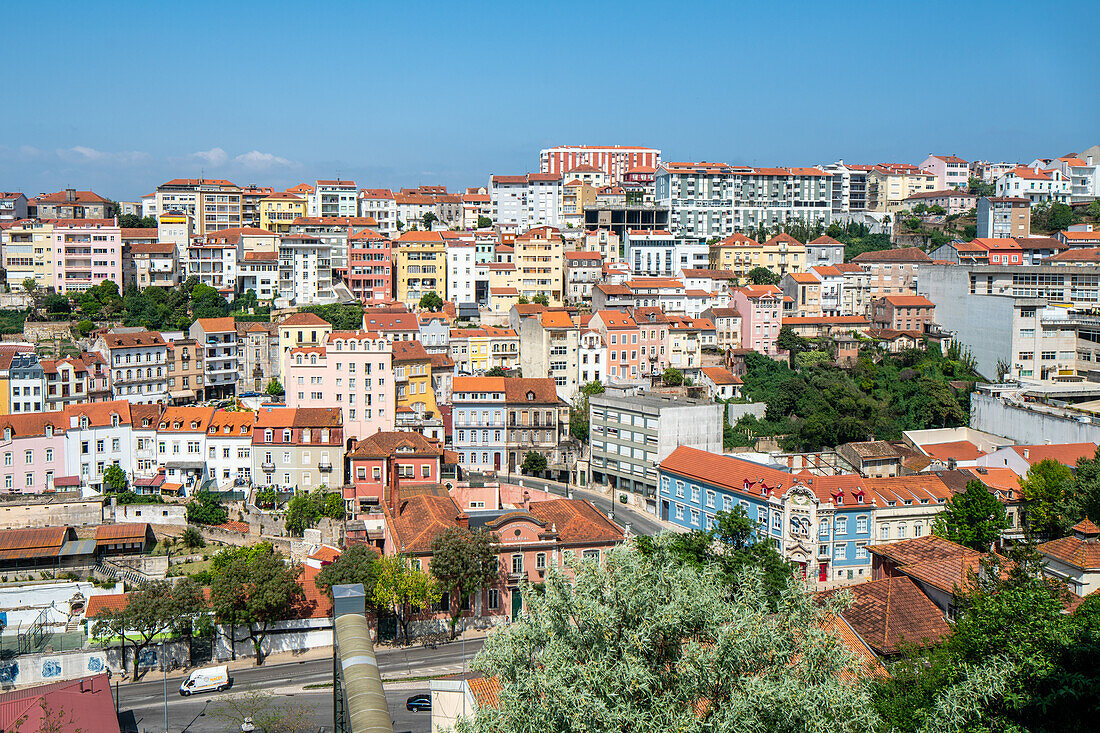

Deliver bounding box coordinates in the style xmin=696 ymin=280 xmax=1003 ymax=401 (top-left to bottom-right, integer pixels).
xmin=2 ymin=144 xmax=1100 ymax=732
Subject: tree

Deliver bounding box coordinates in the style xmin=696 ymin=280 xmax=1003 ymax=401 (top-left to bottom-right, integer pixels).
xmin=1069 ymin=446 xmax=1100 ymax=526
xmin=181 ymin=526 xmax=206 ymax=550
xmin=418 ymin=291 xmax=444 ymax=312
xmin=77 ymin=319 xmax=95 ymax=336
xmin=44 ymin=293 xmax=70 ymax=316
xmin=746 ymin=266 xmax=780 ymax=285
xmin=211 ymin=688 xmax=315 ymax=733
xmin=968 ymin=176 xmax=995 ymax=197
xmin=477 ymin=215 xmax=493 ymax=228
xmin=186 ymin=491 xmax=228 ymax=526
xmin=531 ymin=294 xmax=549 ymax=306
xmin=211 ymin=543 xmax=307 ymax=665
xmin=265 ymin=377 xmax=284 ymax=396
xmin=485 ymin=366 xmax=508 ymax=377
xmin=1019 ymin=458 xmax=1074 ymax=539
xmin=373 ymin=555 xmax=440 ymax=645
xmin=661 ymin=367 xmax=684 ymax=386
xmin=430 ymin=527 xmax=500 ymax=638
xmin=301 ymin=303 xmax=364 ymax=330
xmin=285 ymin=490 xmax=344 ymax=536
xmin=520 ymin=451 xmax=547 ymax=475
xmin=454 ymin=541 xmax=881 ymax=733
xmin=421 ymin=212 xmax=438 ymax=230
xmin=314 ymin=544 xmax=380 ymax=598
xmin=91 ymin=579 xmax=205 ymax=681
xmin=776 ymin=325 xmax=809 ymax=360
xmin=103 ymin=463 xmax=129 ymax=493
xmin=932 ymin=480 xmax=1009 ymax=551
xmin=22 ymin=278 xmax=37 ymax=294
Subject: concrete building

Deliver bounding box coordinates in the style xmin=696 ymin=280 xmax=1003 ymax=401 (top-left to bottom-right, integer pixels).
xmin=165 ymin=337 xmax=203 ymax=403
xmin=189 ymin=318 xmax=238 ymax=400
xmin=346 ymin=229 xmax=393 ymax=305
xmin=358 ymin=189 xmax=398 ymax=237
xmin=252 ymin=406 xmax=344 ymax=492
xmin=0 ymin=192 xmax=28 ymax=221
xmin=126 ymin=240 xmax=178 ymax=288
xmin=156 ymin=405 xmax=214 ymax=491
xmin=977 ymin=196 xmax=1031 ymax=239
xmin=867 ymin=164 xmax=936 ymax=214
xmin=154 ymin=178 xmax=242 ymax=234
xmin=820 ymin=161 xmax=872 ymax=215
xmin=589 ymin=391 xmax=723 ymax=504
xmin=394 ymin=231 xmax=447 ymax=306
xmin=259 ymin=190 xmax=307 ymax=234
xmin=206 ymin=409 xmax=255 ymax=490
xmin=238 ymin=250 xmax=280 ymax=301
xmin=918 ymin=154 xmax=970 ymax=190
xmin=34 ymin=189 xmax=114 ymax=219
xmin=806 ymin=235 xmax=845 ymax=267
xmin=236 ymin=322 xmax=280 ymax=395
xmin=308 ymin=180 xmax=358 ymax=218
xmin=851 ymin=247 xmax=930 ymax=297
xmin=279 ymin=234 xmax=336 ymax=304
xmin=871 ymin=295 xmax=935 ymax=332
xmin=447 ymin=242 xmax=477 ymax=308
xmin=540 ymin=145 xmax=661 ymax=181
xmin=513 ymin=226 xmax=564 ymax=304
xmin=518 ymin=309 xmax=580 ymax=401
xmin=94 ymin=331 xmax=169 ymax=405
xmin=564 ymin=250 xmax=603 ymax=302
xmin=995 ymin=166 xmax=1071 ymax=206
xmin=732 ymin=285 xmax=783 ymax=354
xmin=901 ymin=190 xmax=977 ymax=216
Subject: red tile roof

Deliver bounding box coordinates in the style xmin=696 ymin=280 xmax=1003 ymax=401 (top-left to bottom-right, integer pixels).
xmin=852 ymin=248 xmax=932 ymax=263
xmin=526 ymin=499 xmax=624 ymax=545
xmin=820 ymin=576 xmax=949 ymax=655
xmin=1010 ymin=442 xmax=1097 ymax=467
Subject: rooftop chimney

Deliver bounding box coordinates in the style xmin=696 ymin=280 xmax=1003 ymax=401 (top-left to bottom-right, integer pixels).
xmin=523 ymin=490 xmax=531 ymax=512
xmin=456 ymin=512 xmax=469 ymax=528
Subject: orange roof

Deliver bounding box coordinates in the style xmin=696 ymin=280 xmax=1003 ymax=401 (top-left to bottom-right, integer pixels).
xmin=158 ymin=406 xmax=216 ymax=432
xmin=918 ymin=440 xmax=984 ymax=462
xmin=700 ymin=367 xmax=741 ymax=385
xmin=280 ymin=312 xmax=330 ymax=327
xmin=787 ymin=272 xmax=820 ymax=283
xmin=467 ymin=677 xmax=501 ymax=708
xmin=207 ymin=410 xmax=255 ymax=437
xmin=540 ymin=310 xmax=575 ymax=329
xmin=453 ymin=376 xmax=507 ymax=393
xmin=194 ymin=317 xmax=235 ymax=333
xmin=1011 ymin=443 xmax=1097 ymax=467
xmin=820 ymin=576 xmax=949 ymax=655
xmin=881 ymin=295 xmax=935 ymax=308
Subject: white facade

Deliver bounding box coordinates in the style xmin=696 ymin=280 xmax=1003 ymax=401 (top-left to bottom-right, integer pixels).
xmin=578 ymin=331 xmax=605 ymax=386
xmin=358 ymin=191 xmax=398 ymax=236
xmin=309 ymin=181 xmax=358 ymax=218
xmin=64 ymin=409 xmax=135 ymax=491
xmin=488 ymin=175 xmax=562 ymax=231
xmin=625 ymin=230 xmax=677 ymax=276
xmin=447 ymin=244 xmax=477 ymax=306
xmin=995 ymin=167 xmax=1072 ymax=206
xmin=279 ymin=235 xmax=335 ymax=305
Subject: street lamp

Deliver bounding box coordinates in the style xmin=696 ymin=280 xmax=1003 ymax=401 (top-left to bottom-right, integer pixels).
xmin=162 ymin=638 xmax=168 ymax=733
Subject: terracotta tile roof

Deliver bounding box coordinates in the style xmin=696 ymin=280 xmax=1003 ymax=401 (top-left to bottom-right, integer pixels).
xmin=158 ymin=406 xmax=215 ymax=432
xmin=350 ymin=431 xmax=441 ymax=459
xmin=194 ymin=317 xmax=236 ymax=333
xmin=1007 ymin=166 xmax=1051 ymax=181
xmin=739 ymin=284 xmax=782 ymax=299
xmin=453 ymin=376 xmax=507 ymax=393
xmin=1038 ymin=519 xmax=1100 ymax=570
xmin=1058 ymin=231 xmax=1100 ymax=241
xmin=467 ymin=676 xmax=501 ymax=708
xmin=898 ymin=555 xmax=987 ymax=594
xmin=128 ymin=241 xmax=175 ymax=254
xmin=95 ymin=524 xmax=149 ymax=545
xmin=717 ymin=233 xmax=760 ymax=247
xmin=389 ymin=494 xmax=462 ymax=553
xmin=207 ymin=410 xmax=255 ymax=437
xmin=919 ymin=440 xmax=984 ymax=462
xmin=35 ymin=189 xmax=110 ymax=204
xmin=215 ymin=521 xmax=250 ymax=533
xmin=85 ymin=592 xmax=131 ymax=617
xmin=852 ymin=248 xmax=932 ymax=263
xmin=1011 ymin=442 xmax=1097 ymax=467
xmin=293 ymin=407 xmax=342 ymax=428
xmin=863 ymin=474 xmax=953 ymax=505
xmin=865 ymin=535 xmax=978 ymax=567
xmin=279 ymin=312 xmax=330 ymax=327
xmin=64 ymin=400 xmax=133 ymax=428
xmin=662 ymin=446 xmax=812 ymax=500
xmin=0 ymin=412 xmax=67 ymax=438
xmin=527 ymin=499 xmax=624 ymax=545
xmin=700 ymin=366 xmax=741 ymax=385
xmin=503 ymin=378 xmax=559 ymax=404
xmin=765 ymin=233 xmax=804 ymax=247
xmin=309 ymin=545 xmax=341 ymax=564
xmin=880 ymin=295 xmax=935 ymax=308
xmin=809 ymin=235 xmax=844 ymax=245
xmin=102 ymin=330 xmax=165 ymax=349
xmin=594 ymin=310 xmax=637 ymax=328
xmin=540 ymin=310 xmax=575 ymax=329
xmin=820 ymin=576 xmax=949 ymax=655
xmin=823 ymin=612 xmax=890 ymax=680
xmin=363 ymin=312 xmax=420 ymax=332
xmin=391 ymin=340 xmax=431 ymax=362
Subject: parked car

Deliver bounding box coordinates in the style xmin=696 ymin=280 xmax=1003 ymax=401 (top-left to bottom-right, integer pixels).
xmin=406 ymin=693 xmax=431 ymax=712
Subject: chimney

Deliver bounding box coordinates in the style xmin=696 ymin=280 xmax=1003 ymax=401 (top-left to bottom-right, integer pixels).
xmin=456 ymin=512 xmax=469 ymax=528
xmin=388 ymin=459 xmax=400 ymax=515
xmin=947 ymin=458 xmax=957 ymax=470
xmin=65 ymin=188 xmax=76 ymax=202
xmin=1023 ymin=448 xmax=1030 ymax=460
xmin=522 ymin=490 xmax=530 ymax=512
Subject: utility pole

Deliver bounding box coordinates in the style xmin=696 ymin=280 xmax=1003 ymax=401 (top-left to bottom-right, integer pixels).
xmin=163 ymin=639 xmax=168 ymax=733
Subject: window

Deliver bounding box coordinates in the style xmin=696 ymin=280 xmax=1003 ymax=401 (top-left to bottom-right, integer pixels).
xmin=835 ymin=517 xmax=847 ymax=535
xmin=582 ymin=549 xmax=599 ymax=561
xmin=675 ymin=504 xmax=684 ymax=520
xmin=536 ymin=552 xmax=546 ymax=569
xmin=511 ymin=554 xmax=523 ymax=574
xmin=856 ymin=516 xmax=868 ymax=534
xmin=705 ymin=490 xmax=715 ymax=508
xmin=834 ymin=543 xmax=846 ymax=559
xmin=897 ymin=524 xmax=907 ymax=538
xmin=488 ymin=588 xmax=500 ymax=610
xmin=45 ymin=448 xmax=53 ymax=462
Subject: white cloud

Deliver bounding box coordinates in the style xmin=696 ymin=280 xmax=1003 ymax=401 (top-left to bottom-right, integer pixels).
xmin=234 ymin=150 xmax=294 ymax=169
xmin=191 ymin=147 xmax=229 ymax=166
xmin=57 ymin=146 xmax=151 ymax=166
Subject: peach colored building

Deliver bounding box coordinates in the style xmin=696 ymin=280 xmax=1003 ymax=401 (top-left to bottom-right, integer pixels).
xmin=850 ymin=247 xmax=931 ymax=298
xmin=284 ymin=331 xmax=395 ymax=443
xmin=588 ymin=310 xmax=642 ymax=384
xmin=345 ymin=431 xmax=442 ymax=513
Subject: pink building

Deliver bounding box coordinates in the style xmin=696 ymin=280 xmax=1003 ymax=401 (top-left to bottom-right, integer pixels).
xmin=0 ymin=413 xmax=72 ymax=493
xmin=732 ymin=284 xmax=783 ymax=354
xmin=588 ymin=310 xmax=641 ymax=384
xmin=284 ymin=331 xmax=395 ymax=443
xmin=383 ymin=486 xmax=625 ymax=621
xmin=347 ymin=229 xmax=393 ymax=303
xmin=50 ymin=220 xmax=122 ymax=294
xmin=630 ymin=307 xmax=671 ymax=376
xmin=345 ymin=430 xmax=442 ymax=513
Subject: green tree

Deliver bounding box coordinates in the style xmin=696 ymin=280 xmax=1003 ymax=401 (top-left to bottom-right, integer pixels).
xmin=485 ymin=366 xmax=508 ymax=377
xmin=265 ymin=377 xmax=284 ymax=396
xmin=430 ymin=527 xmax=500 ymax=638
xmin=569 ymin=381 xmax=604 ymax=442
xmin=776 ymin=325 xmax=809 ymax=360
xmin=103 ymin=463 xmax=129 ymax=493
xmin=44 ymin=293 xmax=71 ymax=316
xmin=285 ymin=490 xmax=345 ymax=535
xmin=418 ymin=291 xmax=444 ymax=312
xmin=746 ymin=266 xmax=780 ymax=285
xmin=22 ymin=278 xmax=37 ymax=295
xmin=91 ymin=579 xmax=205 ymax=681
xmin=300 ymin=303 xmax=364 ymax=330
xmin=1069 ymin=446 xmax=1100 ymax=525
xmin=186 ymin=491 xmax=228 ymax=526
xmin=1019 ymin=458 xmax=1074 ymax=539
xmin=314 ymin=544 xmax=380 ymax=598
xmin=373 ymin=554 xmax=441 ymax=645
xmin=477 ymin=215 xmax=493 ymax=228
xmin=77 ymin=319 xmax=95 ymax=336
xmin=211 ymin=543 xmax=307 ymax=665
xmin=421 ymin=211 xmax=438 ymax=230
xmin=968 ymin=176 xmax=995 ymax=197
xmin=531 ymin=294 xmax=549 ymax=306
xmin=520 ymin=451 xmax=547 ymax=475
xmin=180 ymin=526 xmax=206 ymax=550
xmin=932 ymin=480 xmax=1009 ymax=551
xmin=455 ymin=540 xmax=881 ymax=733
xmin=661 ymin=367 xmax=684 ymax=386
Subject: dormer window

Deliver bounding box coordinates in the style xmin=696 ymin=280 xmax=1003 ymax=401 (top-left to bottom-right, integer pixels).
xmin=264 ymin=429 xmax=273 ymax=442
xmin=3 ymin=428 xmax=10 ymax=441
xmin=282 ymin=429 xmax=291 ymax=442
xmin=223 ymin=426 xmax=230 ymax=434
xmin=110 ymin=414 xmax=119 ymax=427
xmin=45 ymin=425 xmax=53 ymax=437
xmin=526 ymin=391 xmax=535 ymax=401
xmin=240 ymin=426 xmax=248 ymax=435
xmin=173 ymin=421 xmax=181 ymax=429
xmin=80 ymin=417 xmax=89 ymax=430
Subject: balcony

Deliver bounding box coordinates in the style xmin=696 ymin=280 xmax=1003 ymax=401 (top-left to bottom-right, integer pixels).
xmin=318 ymin=460 xmax=333 ymax=473
xmin=262 ymin=461 xmax=276 ymax=474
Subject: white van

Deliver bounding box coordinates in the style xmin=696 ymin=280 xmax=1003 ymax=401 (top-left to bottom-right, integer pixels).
xmin=179 ymin=665 xmax=230 ymax=696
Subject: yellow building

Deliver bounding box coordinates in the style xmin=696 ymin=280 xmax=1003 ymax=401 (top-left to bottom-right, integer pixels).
xmin=395 ymin=231 xmax=447 ymax=306
xmin=448 ymin=326 xmax=519 ymax=374
xmin=561 ymin=180 xmax=597 ymax=228
xmin=277 ymin=311 xmax=332 ymax=379
xmin=708 ymin=233 xmax=806 ymax=283
xmin=259 ymin=191 xmax=307 ymax=234
xmin=514 ymin=225 xmax=564 ymax=305
xmin=3 ymin=220 xmax=57 ymax=289
xmin=867 ymin=164 xmax=936 ymax=214
xmin=392 ymin=340 xmax=437 ymax=418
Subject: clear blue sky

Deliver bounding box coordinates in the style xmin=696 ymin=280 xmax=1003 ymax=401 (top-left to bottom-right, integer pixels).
xmin=2 ymin=1 xmax=1096 ymax=199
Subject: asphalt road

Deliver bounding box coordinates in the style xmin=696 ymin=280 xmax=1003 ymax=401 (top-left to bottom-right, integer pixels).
xmin=508 ymin=476 xmax=668 ymax=536
xmin=118 ymin=638 xmax=484 ymax=733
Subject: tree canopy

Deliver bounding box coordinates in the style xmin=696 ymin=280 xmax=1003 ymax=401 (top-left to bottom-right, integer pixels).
xmin=373 ymin=554 xmax=440 ymax=645
xmin=419 ymin=291 xmax=444 ymax=312
xmin=314 ymin=544 xmax=381 ymax=599
xmin=932 ymin=480 xmax=1009 ymax=551
xmin=284 ymin=490 xmax=345 ymax=536
xmin=746 ymin=266 xmax=781 ymax=285
xmin=430 ymin=527 xmax=500 ymax=637
xmin=520 ymin=451 xmax=547 ymax=475
xmin=186 ymin=491 xmax=228 ymax=526
xmin=300 ymin=303 xmax=364 ymax=330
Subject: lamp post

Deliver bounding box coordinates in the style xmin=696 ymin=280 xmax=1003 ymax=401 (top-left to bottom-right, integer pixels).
xmin=162 ymin=638 xmax=168 ymax=733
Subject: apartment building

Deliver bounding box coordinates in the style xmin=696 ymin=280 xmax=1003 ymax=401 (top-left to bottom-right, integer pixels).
xmin=186 ymin=233 xmax=239 ymax=296
xmin=240 ymin=185 xmax=272 ymax=228
xmin=447 ymin=242 xmax=477 ymax=307
xmin=561 ymin=180 xmax=596 ymax=229
xmin=708 ymin=233 xmax=807 ymax=283
xmin=851 ymin=247 xmax=930 ymax=297
xmin=589 ymin=392 xmax=722 ymax=501
xmin=358 ymin=189 xmax=399 ymax=237
xmin=867 ymin=164 xmax=935 ymax=214
xmin=518 ymin=310 xmax=580 ymax=401
xmin=154 ymin=179 xmax=242 ymax=234
xmin=820 ymin=161 xmax=872 ymax=215
xmin=206 ymin=410 xmax=254 ymax=490
xmin=279 ymin=234 xmax=335 ymax=304
xmin=995 ymin=165 xmax=1072 ymax=206
xmin=449 ymin=327 xmax=520 ymax=374
xmin=51 ymin=220 xmax=123 ymax=294
xmin=308 ymin=180 xmax=358 ymax=218
xmin=977 ymin=196 xmax=1031 ymax=239
xmin=461 ymin=191 xmax=492 ymax=230
xmin=277 ymin=313 xmax=333 ymax=380
xmin=834 ymin=263 xmax=873 ymax=315
xmin=259 ymin=191 xmax=307 ymax=233
xmin=782 ymin=272 xmax=823 ymax=318
xmin=239 ymin=251 xmax=280 ymax=301
xmin=624 ymin=229 xmax=677 ymax=277
xmin=189 ymin=318 xmax=238 ymax=400
xmin=488 ymin=174 xmax=563 ymax=231
xmin=156 ymin=210 xmax=194 ymax=258
xmin=588 ymin=310 xmax=641 ymax=385
xmin=63 ymin=401 xmax=135 ymax=493
xmin=40 ymin=356 xmax=94 ymax=412
xmin=345 ymin=430 xmax=443 ymax=511
xmin=284 ymin=331 xmax=394 ymax=441
xmin=156 ymin=406 xmax=215 ymax=491
xmin=166 ymin=338 xmax=202 ymax=403
xmin=34 ymin=189 xmax=114 ymax=219
xmin=564 ymin=250 xmax=603 ymax=302
xmin=392 ymin=340 xmax=437 ymax=419
xmin=6 ymin=353 xmax=43 ymax=414
xmin=394 ymin=231 xmax=447 ymax=306
xmin=347 ymin=229 xmax=393 ymax=304
xmin=94 ymin=331 xmax=169 ymax=405
xmin=362 ymin=309 xmax=421 ymax=343
xmin=252 ymin=406 xmax=345 ymax=492
xmin=918 ymin=154 xmax=970 ymax=190
xmin=732 ymin=285 xmax=783 ymax=354
xmin=702 ymin=306 xmax=742 ymax=349
xmin=0 ymin=412 xmax=70 ymax=493
xmin=901 ymin=190 xmax=977 ymax=216
xmin=540 ymin=145 xmax=661 ymax=181
xmin=126 ymin=240 xmax=179 ymax=288
xmin=1 ymin=220 xmax=54 ymax=286
xmin=1043 ymin=155 xmax=1100 ymax=203
xmin=236 ymin=322 xmax=280 ymax=395
xmin=0 ymin=192 xmax=28 ymax=220
xmin=871 ymin=295 xmax=935 ymax=332
xmin=450 ymin=376 xmax=563 ymax=474
xmin=514 ymin=225 xmax=564 ymax=304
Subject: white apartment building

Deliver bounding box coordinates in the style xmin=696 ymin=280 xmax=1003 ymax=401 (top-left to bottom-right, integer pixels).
xmin=309 ymin=180 xmax=358 ymax=218
xmin=206 ymin=410 xmax=254 ymax=490
xmin=189 ymin=318 xmax=239 ymax=400
xmin=447 ymin=243 xmax=477 ymax=307
xmin=1040 ymin=156 xmax=1100 ymax=203
xmin=279 ymin=234 xmax=336 ymax=305
xmin=578 ymin=330 xmax=605 ymax=386
xmin=996 ymin=166 xmax=1071 ymax=206
xmin=358 ymin=189 xmax=398 ymax=236
xmin=94 ymin=331 xmax=169 ymax=405
xmin=156 ymin=406 xmax=214 ymax=492
xmin=186 ymin=236 xmax=239 ymax=296
xmin=820 ymin=161 xmax=872 ymax=215
xmin=154 ymin=179 xmax=242 ymax=234
xmin=625 ymin=229 xmax=677 ymax=277
xmin=488 ymin=174 xmax=562 ymax=231
xmin=64 ymin=401 xmax=137 ymax=492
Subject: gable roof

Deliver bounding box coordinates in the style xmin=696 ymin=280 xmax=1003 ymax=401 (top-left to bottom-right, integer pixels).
xmin=820 ymin=576 xmax=950 ymax=655
xmin=852 ymin=247 xmax=932 ymax=263
xmin=350 ymin=431 xmax=442 ymax=459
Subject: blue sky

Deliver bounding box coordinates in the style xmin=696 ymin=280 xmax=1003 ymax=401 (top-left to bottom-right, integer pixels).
xmin=2 ymin=1 xmax=1096 ymax=199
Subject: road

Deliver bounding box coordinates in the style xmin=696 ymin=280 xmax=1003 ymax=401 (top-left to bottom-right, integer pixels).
xmin=509 ymin=475 xmax=668 ymax=536
xmin=118 ymin=638 xmax=484 ymax=733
